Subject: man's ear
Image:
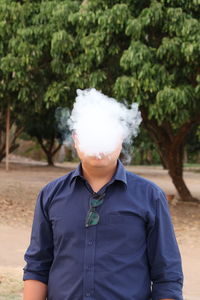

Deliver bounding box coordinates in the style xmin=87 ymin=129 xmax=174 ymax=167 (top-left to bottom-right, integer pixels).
xmin=72 ymin=132 xmax=78 ymax=149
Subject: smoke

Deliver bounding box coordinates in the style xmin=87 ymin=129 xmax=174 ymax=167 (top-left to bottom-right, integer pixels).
xmin=65 ymin=88 xmax=142 ymax=160
xmin=55 ymin=107 xmax=71 ymax=145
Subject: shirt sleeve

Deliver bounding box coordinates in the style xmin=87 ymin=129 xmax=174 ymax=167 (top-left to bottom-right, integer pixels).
xmin=23 ymin=188 xmax=53 ymax=285
xmin=147 ymin=188 xmax=184 ymax=300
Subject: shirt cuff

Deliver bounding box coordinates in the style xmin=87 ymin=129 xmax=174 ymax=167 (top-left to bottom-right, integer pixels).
xmin=152 ymin=281 xmax=183 ymax=300
xmin=23 ymin=270 xmax=48 ymax=285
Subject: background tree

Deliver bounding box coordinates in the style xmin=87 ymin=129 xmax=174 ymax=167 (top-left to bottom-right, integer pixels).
xmin=0 ymin=1 xmax=24 ymax=162
xmin=132 ymin=127 xmax=161 ymax=166
xmin=68 ymin=0 xmax=200 ymax=202
xmin=0 ymin=0 xmax=80 ymax=164
xmin=24 ymin=106 xmax=63 ymax=166
xmin=1 ymin=0 xmax=199 ymax=200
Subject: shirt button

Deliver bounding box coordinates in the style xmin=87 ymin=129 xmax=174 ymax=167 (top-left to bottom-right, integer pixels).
xmin=88 ymin=240 xmax=93 ymax=245
xmin=86 ymin=292 xmax=91 ymax=297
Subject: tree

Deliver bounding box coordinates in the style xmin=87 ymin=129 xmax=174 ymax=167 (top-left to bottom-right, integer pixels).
xmin=68 ymin=0 xmax=200 ymax=202
xmin=24 ymin=106 xmax=63 ymax=166
xmin=1 ymin=0 xmax=199 ymax=200
xmin=0 ymin=1 xmax=24 ymax=162
xmin=132 ymin=127 xmax=161 ymax=166
xmin=0 ymin=0 xmax=80 ymax=164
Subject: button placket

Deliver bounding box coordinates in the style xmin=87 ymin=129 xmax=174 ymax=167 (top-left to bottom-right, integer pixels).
xmin=83 ymin=225 xmax=96 ymax=299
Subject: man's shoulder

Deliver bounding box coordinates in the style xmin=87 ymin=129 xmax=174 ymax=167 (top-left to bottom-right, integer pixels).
xmin=125 ymin=170 xmax=167 ymax=210
xmin=125 ymin=170 xmax=163 ymax=193
xmin=40 ymin=169 xmax=76 ymax=197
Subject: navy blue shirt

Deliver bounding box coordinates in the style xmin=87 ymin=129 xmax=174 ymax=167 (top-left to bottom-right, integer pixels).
xmin=23 ymin=159 xmax=183 ymax=300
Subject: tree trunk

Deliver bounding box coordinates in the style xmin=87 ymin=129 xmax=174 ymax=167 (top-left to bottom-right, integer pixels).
xmin=0 ymin=124 xmax=22 ymax=163
xmin=166 ymin=148 xmax=199 ymax=202
xmin=0 ymin=143 xmax=19 ymax=162
xmin=159 ymin=154 xmax=168 ymax=169
xmin=37 ymin=136 xmax=62 ymax=166
xmin=140 ymin=106 xmax=199 ymax=202
xmin=5 ymin=105 xmax=10 ymax=171
xmin=169 ymin=172 xmax=198 ymax=202
xmin=46 ymin=151 xmax=55 ymax=166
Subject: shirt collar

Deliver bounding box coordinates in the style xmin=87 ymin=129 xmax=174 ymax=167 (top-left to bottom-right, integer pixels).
xmin=69 ymin=159 xmax=127 ymax=187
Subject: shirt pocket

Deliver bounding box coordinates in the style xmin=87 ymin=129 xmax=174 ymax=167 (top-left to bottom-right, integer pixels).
xmin=97 ymin=213 xmax=146 ymax=255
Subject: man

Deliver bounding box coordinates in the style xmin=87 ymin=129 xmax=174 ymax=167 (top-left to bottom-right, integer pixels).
xmin=23 ymin=88 xmax=183 ymax=299
xmin=23 ymin=136 xmax=183 ymax=300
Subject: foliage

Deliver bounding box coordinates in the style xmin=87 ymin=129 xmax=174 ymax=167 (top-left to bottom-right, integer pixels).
xmin=67 ymin=0 xmax=200 ymax=201
xmin=0 ymin=0 xmax=81 ymax=163
xmin=0 ymin=0 xmax=200 ymax=199
xmin=0 ymin=0 xmax=81 ymax=108
xmin=65 ymin=1 xmax=200 ymax=128
xmin=132 ymin=128 xmax=161 ymax=165
xmin=23 ymin=105 xmax=63 ymax=165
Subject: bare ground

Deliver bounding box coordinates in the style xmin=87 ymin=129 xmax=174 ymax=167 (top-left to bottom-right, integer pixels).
xmin=0 ymin=160 xmax=200 ymax=300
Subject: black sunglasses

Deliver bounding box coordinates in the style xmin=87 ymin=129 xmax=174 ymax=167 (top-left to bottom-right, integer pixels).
xmin=85 ymin=192 xmax=106 ymax=227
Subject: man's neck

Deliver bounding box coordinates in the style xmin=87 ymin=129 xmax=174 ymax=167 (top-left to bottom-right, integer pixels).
xmin=81 ymin=160 xmax=118 ymax=192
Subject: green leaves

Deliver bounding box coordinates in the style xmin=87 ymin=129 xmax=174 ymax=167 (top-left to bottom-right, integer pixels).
xmin=0 ymin=0 xmax=200 ymax=137
xmin=126 ymin=19 xmax=142 ymax=39
xmin=149 ymin=85 xmax=196 ymax=126
xmin=114 ymin=76 xmax=141 ymax=102
xmin=120 ymin=41 xmax=153 ymax=71
xmin=157 ymin=37 xmax=182 ymax=64
xmin=98 ymin=4 xmax=129 ymax=34
xmin=44 ymin=82 xmax=70 ymax=107
xmin=51 ymin=30 xmax=74 ymax=57
xmin=140 ymin=1 xmax=163 ymax=27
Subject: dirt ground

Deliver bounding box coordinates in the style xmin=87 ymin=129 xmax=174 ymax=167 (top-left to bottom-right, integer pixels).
xmin=0 ymin=159 xmax=199 ymax=300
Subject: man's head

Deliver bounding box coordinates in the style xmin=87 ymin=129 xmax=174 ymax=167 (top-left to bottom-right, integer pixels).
xmin=67 ymin=88 xmax=142 ymax=165
xmin=72 ymin=133 xmax=122 ymax=168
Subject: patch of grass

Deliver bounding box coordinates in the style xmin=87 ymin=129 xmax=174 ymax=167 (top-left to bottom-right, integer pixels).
xmin=0 ymin=270 xmax=23 ymax=300
xmin=183 ymin=163 xmax=200 ymax=172
xmin=0 ymin=294 xmax=22 ymax=300
xmin=183 ymin=163 xmax=200 ymax=168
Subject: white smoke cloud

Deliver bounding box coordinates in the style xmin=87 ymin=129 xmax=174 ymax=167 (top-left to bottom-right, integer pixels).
xmin=67 ymin=88 xmax=142 ymax=159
